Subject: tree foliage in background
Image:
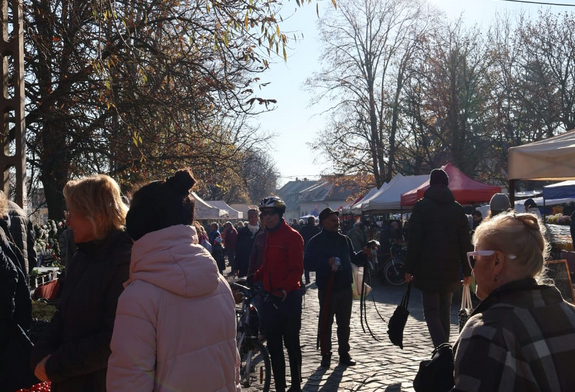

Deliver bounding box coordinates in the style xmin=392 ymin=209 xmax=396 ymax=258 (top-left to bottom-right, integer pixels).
xmin=310 ymin=3 xmax=575 ymax=188
xmin=401 ymin=19 xmax=492 ymax=176
xmin=24 ymin=0 xmax=287 ymax=218
xmin=306 ymin=0 xmax=433 ymax=188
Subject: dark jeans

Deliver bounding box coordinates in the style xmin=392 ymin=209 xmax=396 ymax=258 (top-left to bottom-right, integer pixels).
xmin=318 ymin=286 xmax=352 ymax=357
xmin=421 ymin=291 xmax=453 ymax=347
xmin=263 ymin=289 xmax=302 ymax=392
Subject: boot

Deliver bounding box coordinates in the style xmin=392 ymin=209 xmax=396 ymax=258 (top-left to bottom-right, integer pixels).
xmin=320 ymin=354 xmax=331 ymax=368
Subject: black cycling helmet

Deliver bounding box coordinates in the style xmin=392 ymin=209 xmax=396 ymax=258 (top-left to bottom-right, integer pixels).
xmin=259 ymin=196 xmax=286 ymax=213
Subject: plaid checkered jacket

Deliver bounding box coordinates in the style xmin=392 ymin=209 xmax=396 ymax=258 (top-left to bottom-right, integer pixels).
xmin=452 ymin=279 xmax=575 ymax=392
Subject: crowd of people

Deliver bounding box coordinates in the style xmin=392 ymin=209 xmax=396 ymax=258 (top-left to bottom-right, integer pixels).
xmin=2 ymin=166 xmax=575 ymax=392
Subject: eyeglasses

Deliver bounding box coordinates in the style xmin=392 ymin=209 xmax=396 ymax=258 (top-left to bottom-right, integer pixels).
xmin=259 ymin=211 xmax=277 ymax=218
xmin=466 ymin=250 xmax=516 ymax=270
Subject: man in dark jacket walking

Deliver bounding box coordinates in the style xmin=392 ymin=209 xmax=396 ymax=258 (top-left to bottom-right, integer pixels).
xmin=298 ymin=216 xmax=320 ymax=284
xmin=405 ymin=168 xmax=472 ymax=348
xmin=304 ymin=207 xmax=369 ymax=368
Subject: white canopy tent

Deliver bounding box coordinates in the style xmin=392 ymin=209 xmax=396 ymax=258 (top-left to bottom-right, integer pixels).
xmin=192 ymin=193 xmax=227 ymax=220
xmin=362 ymin=174 xmax=428 ymax=213
xmin=508 ymin=129 xmax=575 ymax=204
xmin=508 ymin=129 xmax=575 ymax=181
xmin=349 ymin=187 xmax=380 ymax=215
xmin=204 ymin=200 xmax=243 ymax=219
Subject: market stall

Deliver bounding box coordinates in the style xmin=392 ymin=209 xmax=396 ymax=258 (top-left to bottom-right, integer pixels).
xmin=204 ymin=200 xmax=243 ymax=220
xmin=348 ymin=187 xmax=379 ymax=215
xmin=400 ymin=163 xmax=501 ymax=207
xmin=508 ymin=130 xmax=575 ymax=296
xmin=508 ymin=129 xmax=575 ymax=203
xmin=362 ymin=174 xmax=428 ymax=213
xmin=192 ymin=192 xmax=227 ymax=220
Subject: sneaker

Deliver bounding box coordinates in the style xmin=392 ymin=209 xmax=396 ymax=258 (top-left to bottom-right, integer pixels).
xmin=339 ymin=356 xmax=356 ymax=366
xmin=320 ymin=354 xmax=331 ymax=368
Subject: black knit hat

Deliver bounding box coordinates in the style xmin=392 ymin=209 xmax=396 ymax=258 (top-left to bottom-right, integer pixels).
xmin=429 ymin=168 xmax=449 ymax=186
xmin=126 ymin=168 xmax=196 ymax=241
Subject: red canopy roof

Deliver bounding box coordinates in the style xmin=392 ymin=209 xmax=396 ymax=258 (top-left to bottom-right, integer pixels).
xmin=400 ymin=163 xmax=501 ymax=206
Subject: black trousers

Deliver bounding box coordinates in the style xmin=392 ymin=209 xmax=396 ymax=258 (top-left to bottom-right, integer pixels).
xmin=318 ymin=286 xmax=352 ymax=357
xmin=263 ymin=289 xmax=302 ymax=392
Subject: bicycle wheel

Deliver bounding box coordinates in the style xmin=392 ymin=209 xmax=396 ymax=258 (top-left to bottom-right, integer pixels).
xmin=240 ymin=339 xmax=271 ymax=392
xmin=384 ymin=260 xmax=406 ymax=286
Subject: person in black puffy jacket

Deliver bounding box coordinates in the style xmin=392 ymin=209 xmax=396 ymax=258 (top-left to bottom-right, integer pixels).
xmin=405 ymin=168 xmax=472 ymax=348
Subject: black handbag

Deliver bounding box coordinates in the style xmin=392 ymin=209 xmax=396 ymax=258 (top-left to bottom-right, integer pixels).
xmin=413 ymin=342 xmax=454 ymax=392
xmin=0 ymin=321 xmax=40 ymax=392
xmin=387 ymin=282 xmax=411 ymax=349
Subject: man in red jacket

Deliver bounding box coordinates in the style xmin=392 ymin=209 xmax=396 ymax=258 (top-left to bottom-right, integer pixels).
xmin=253 ymin=196 xmax=304 ymax=392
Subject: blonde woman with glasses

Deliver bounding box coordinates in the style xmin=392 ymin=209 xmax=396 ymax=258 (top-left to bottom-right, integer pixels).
xmin=453 ymin=211 xmax=575 ymax=391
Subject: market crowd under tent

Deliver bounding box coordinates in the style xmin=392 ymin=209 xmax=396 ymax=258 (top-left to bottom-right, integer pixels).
xmin=362 ymin=174 xmax=428 ymax=213
xmin=400 ymin=163 xmax=501 ymax=207
xmin=204 ymin=200 xmax=243 ymax=220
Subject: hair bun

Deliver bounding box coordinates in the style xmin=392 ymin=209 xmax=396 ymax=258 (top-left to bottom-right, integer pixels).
xmin=165 ymin=168 xmax=196 ymax=195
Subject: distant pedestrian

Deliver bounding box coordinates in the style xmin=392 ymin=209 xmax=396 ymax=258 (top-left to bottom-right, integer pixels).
xmin=488 ymin=193 xmax=511 ymax=219
xmin=222 ymin=221 xmax=238 ymax=270
xmin=524 ymin=198 xmax=542 ymax=219
xmin=290 ymin=218 xmax=300 ymax=231
xmin=470 ymin=210 xmax=483 ymax=233
xmin=405 ymin=168 xmax=472 ymax=348
xmin=212 ymin=236 xmax=225 ymax=273
xmin=347 ymin=222 xmax=366 ymax=252
xmin=208 ymin=221 xmax=220 ymax=246
xmin=107 ymin=168 xmax=240 ymax=392
xmin=193 ymin=221 xmax=212 ymax=253
xmin=233 ymin=208 xmax=261 ymax=277
xmin=299 ymin=216 xmax=321 ymax=284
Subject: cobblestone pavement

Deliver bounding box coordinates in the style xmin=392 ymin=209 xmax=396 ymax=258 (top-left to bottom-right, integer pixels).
xmin=283 ymin=274 xmax=463 ymax=392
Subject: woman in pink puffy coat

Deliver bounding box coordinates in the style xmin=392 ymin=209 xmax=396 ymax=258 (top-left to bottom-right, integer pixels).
xmin=107 ymin=168 xmax=240 ymax=392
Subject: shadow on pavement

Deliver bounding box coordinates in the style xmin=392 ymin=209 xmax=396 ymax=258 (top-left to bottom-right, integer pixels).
xmin=302 ymin=365 xmax=344 ymax=392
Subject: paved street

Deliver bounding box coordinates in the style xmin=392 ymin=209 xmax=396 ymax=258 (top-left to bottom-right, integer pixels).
xmin=298 ymin=278 xmax=454 ymax=392
xmin=236 ymin=269 xmax=466 ymax=392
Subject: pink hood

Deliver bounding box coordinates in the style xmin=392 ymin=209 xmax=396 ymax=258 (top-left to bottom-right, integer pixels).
xmin=128 ymin=224 xmax=219 ymax=296
xmin=108 ymin=225 xmax=240 ymax=392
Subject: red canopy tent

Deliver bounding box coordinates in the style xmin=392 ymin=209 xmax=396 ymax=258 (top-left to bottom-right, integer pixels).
xmin=400 ymin=163 xmax=501 ymax=207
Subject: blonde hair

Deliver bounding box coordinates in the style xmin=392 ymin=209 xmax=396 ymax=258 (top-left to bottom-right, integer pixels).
xmin=472 ymin=211 xmax=548 ymax=278
xmin=63 ymin=174 xmax=128 ymax=240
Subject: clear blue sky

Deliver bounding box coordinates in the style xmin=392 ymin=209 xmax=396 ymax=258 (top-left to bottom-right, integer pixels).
xmin=253 ymin=0 xmax=572 ymax=187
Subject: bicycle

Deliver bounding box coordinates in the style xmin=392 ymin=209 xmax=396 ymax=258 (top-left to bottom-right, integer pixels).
xmin=381 ymin=241 xmax=406 ymax=285
xmin=231 ymin=281 xmax=271 ymax=392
